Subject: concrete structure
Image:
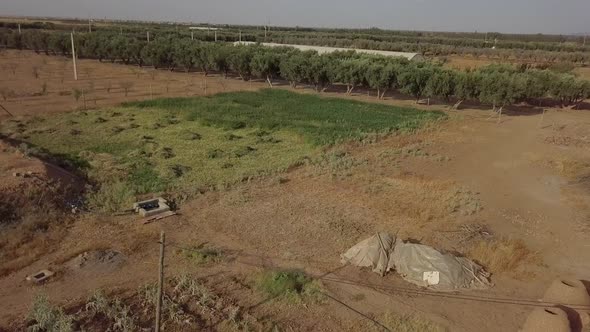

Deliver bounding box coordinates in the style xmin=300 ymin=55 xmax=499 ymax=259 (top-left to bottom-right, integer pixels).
xmin=189 ymin=27 xmax=221 ymax=31
xmin=133 ymin=197 xmax=170 ymax=218
xmin=233 ymin=41 xmax=424 ymax=61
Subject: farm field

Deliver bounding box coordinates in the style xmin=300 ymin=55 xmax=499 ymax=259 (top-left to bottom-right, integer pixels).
xmin=1 ymin=47 xmax=590 ymax=332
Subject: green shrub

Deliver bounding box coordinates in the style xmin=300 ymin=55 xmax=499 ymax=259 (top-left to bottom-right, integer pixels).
xmin=180 ymin=246 xmax=224 ymax=265
xmin=255 ymin=270 xmax=323 ymax=303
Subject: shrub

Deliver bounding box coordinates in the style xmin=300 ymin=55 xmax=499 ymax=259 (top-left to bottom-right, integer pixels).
xmin=85 ymin=290 xmax=137 ymax=332
xmin=180 ymin=246 xmax=224 ymax=265
xmin=255 ymin=270 xmax=323 ymax=303
xmin=86 ymin=181 xmax=136 ymax=213
xmin=27 ymin=294 xmax=74 ymax=332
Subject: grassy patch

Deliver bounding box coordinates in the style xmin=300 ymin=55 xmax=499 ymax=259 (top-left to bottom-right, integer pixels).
xmin=127 ymin=89 xmax=444 ymax=145
xmin=255 ymin=270 xmax=323 ymax=303
xmin=1 ymin=90 xmax=442 ymax=211
xmin=178 ymin=246 xmax=225 ymax=265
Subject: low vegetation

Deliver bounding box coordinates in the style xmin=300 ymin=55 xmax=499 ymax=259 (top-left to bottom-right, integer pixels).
xmin=378 ymin=311 xmax=446 ymax=332
xmin=468 ymin=238 xmax=538 ymax=276
xmin=178 ymin=245 xmax=225 ymax=265
xmin=0 ymin=179 xmax=72 ymax=276
xmin=27 ymin=294 xmax=74 ymax=332
xmin=255 ymin=270 xmax=324 ymax=303
xmin=0 ymin=89 xmax=441 ymax=212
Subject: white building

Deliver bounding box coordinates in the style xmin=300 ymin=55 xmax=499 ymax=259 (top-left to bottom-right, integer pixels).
xmin=233 ymin=42 xmax=424 ymax=61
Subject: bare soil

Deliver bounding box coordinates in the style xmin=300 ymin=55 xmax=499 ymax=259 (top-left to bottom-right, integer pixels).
xmin=1 ymin=50 xmax=590 ymax=331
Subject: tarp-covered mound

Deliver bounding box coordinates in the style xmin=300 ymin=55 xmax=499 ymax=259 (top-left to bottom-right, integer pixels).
xmin=341 ymin=233 xmax=491 ymax=291
xmin=340 ymin=232 xmax=396 ymax=276
xmin=392 ymin=241 xmax=491 ymax=291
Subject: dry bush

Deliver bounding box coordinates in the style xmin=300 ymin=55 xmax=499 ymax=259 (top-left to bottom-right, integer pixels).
xmin=27 ymin=294 xmax=74 ymax=332
xmin=0 ymin=180 xmax=71 ymax=276
xmin=467 ymin=238 xmax=538 ymax=276
xmin=120 ymin=81 xmax=134 ymax=97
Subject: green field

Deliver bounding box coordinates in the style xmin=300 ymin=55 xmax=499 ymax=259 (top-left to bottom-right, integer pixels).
xmin=1 ymin=89 xmax=443 ymax=211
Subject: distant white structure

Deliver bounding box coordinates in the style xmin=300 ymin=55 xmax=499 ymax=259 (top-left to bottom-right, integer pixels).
xmin=233 ymin=42 xmax=424 ymax=61
xmin=189 ymin=27 xmax=221 ymax=31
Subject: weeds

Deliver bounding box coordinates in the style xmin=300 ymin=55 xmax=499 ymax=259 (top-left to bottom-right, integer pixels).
xmin=379 ymin=311 xmax=446 ymax=332
xmin=468 ymin=238 xmax=538 ymax=276
xmin=32 ymin=66 xmax=40 ymax=79
xmin=312 ymin=150 xmax=367 ymax=178
xmin=86 ymin=181 xmax=136 ymax=213
xmin=0 ymin=180 xmax=71 ymax=276
xmin=85 ymin=290 xmax=137 ymax=332
xmin=179 ymin=245 xmax=224 ymax=265
xmin=72 ymin=88 xmax=82 ymax=103
xmin=255 ymin=270 xmax=324 ymax=303
xmin=120 ymin=81 xmax=134 ymax=97
xmin=27 ymin=294 xmax=74 ymax=332
xmin=40 ymin=82 xmax=48 ymax=96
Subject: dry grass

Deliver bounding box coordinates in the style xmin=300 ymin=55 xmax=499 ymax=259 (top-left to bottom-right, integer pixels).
xmin=377 ymin=311 xmax=446 ymax=332
xmin=0 ymin=180 xmax=72 ymax=276
xmin=467 ymin=238 xmax=538 ymax=276
xmin=381 ymin=176 xmax=481 ymax=222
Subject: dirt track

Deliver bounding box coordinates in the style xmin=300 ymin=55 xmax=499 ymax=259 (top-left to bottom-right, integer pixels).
xmin=1 ymin=50 xmax=590 ymax=331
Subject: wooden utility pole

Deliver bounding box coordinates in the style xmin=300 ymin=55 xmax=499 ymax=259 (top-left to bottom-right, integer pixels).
xmin=239 ymin=30 xmax=242 ymax=42
xmin=147 ymin=31 xmax=150 ymax=43
xmin=214 ymin=30 xmax=217 ymax=42
xmin=155 ymin=231 xmax=165 ymax=332
xmin=70 ymin=33 xmax=78 ymax=81
xmin=88 ymin=18 xmax=92 ymax=32
xmin=18 ymin=23 xmax=21 ymax=34
xmin=191 ymin=31 xmax=194 ymax=40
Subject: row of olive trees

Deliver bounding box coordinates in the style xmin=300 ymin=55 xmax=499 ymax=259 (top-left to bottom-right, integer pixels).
xmin=2 ymin=30 xmax=589 ymax=109
xmin=4 ymin=28 xmax=590 ymax=65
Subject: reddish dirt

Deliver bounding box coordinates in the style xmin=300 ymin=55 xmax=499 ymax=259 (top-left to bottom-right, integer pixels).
xmin=0 ymin=50 xmax=266 ymax=119
xmin=1 ymin=51 xmax=590 ymax=331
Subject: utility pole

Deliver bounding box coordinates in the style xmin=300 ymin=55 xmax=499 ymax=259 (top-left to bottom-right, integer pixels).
xmin=70 ymin=33 xmax=78 ymax=81
xmin=239 ymin=30 xmax=242 ymax=42
xmin=191 ymin=31 xmax=194 ymax=40
xmin=214 ymin=30 xmax=217 ymax=42
xmin=18 ymin=23 xmax=21 ymax=34
xmin=147 ymin=31 xmax=150 ymax=43
xmin=155 ymin=231 xmax=165 ymax=332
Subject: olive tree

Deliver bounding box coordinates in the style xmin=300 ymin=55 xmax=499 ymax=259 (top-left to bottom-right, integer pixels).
xmin=250 ymin=49 xmax=281 ymax=87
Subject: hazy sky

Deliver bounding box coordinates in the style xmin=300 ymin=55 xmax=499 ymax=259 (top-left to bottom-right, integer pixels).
xmin=1 ymin=0 xmax=589 ymax=34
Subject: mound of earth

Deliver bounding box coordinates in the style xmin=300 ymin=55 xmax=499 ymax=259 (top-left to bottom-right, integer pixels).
xmin=65 ymin=250 xmax=126 ymax=274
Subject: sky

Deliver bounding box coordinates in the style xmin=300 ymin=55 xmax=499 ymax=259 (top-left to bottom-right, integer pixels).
xmin=1 ymin=0 xmax=589 ymax=35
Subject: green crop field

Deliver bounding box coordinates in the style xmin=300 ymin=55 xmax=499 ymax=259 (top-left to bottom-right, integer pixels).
xmin=1 ymin=89 xmax=443 ymax=211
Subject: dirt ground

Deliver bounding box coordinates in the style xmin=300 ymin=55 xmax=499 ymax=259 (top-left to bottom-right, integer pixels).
xmin=1 ymin=50 xmax=590 ymax=331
